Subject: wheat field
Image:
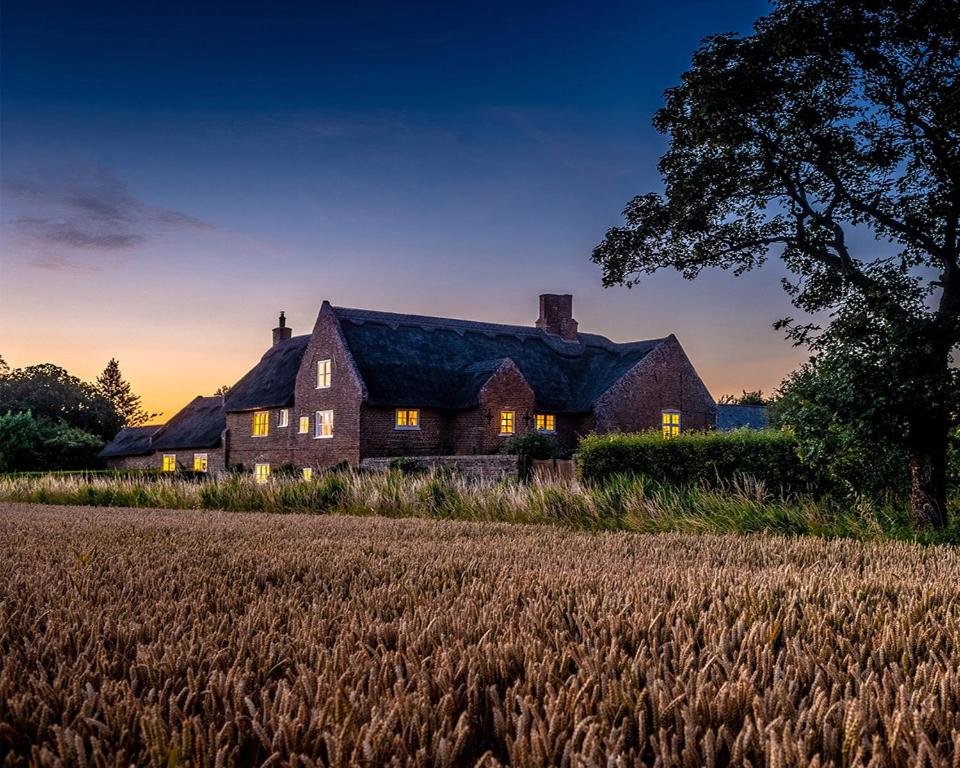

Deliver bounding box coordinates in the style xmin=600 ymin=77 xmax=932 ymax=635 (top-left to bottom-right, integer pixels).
xmin=1 ymin=503 xmax=959 ymax=766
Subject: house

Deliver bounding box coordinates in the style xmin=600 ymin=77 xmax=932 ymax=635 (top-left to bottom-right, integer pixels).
xmin=102 ymin=294 xmax=718 ymax=476
xmin=101 ymin=397 xmax=225 ymax=472
xmin=715 ymin=404 xmax=771 ymax=431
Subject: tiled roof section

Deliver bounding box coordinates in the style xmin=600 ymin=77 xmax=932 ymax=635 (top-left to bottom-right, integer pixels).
xmin=333 ymin=306 xmax=665 ymax=412
xmin=223 ymin=335 xmax=310 ymax=412
xmin=715 ymin=404 xmax=771 ymax=431
xmin=151 ymin=396 xmax=226 ymax=450
xmin=98 ymin=425 xmax=164 ymax=458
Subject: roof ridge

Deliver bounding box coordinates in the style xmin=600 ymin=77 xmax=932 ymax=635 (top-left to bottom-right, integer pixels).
xmin=333 ymin=305 xmax=663 ymax=352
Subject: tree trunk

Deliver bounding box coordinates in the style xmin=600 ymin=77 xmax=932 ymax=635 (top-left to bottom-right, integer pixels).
xmin=909 ymin=422 xmax=949 ymax=529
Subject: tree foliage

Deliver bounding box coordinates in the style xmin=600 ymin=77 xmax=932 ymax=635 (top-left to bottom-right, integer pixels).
xmin=96 ymin=359 xmax=159 ymax=427
xmin=593 ymin=0 xmax=959 ymax=526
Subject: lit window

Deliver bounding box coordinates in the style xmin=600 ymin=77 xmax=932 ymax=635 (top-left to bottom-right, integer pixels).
xmin=302 ymin=467 xmax=313 ymax=480
xmin=317 ymin=359 xmax=332 ymax=389
xmin=278 ymin=409 xmax=289 ymax=427
xmin=315 ymin=410 xmax=334 ymax=438
xmin=255 ymin=463 xmax=271 ymax=484
xmin=162 ymin=454 xmax=176 ymax=472
xmin=193 ymin=453 xmax=208 ymax=473
xmin=299 ymin=416 xmax=310 ymax=434
xmin=252 ymin=411 xmax=269 ymax=436
xmin=395 ymin=408 xmax=420 ymax=429
xmin=662 ymin=410 xmax=681 ymax=438
xmin=500 ymin=410 xmax=515 ymax=435
xmin=535 ymin=414 xmax=555 ymax=433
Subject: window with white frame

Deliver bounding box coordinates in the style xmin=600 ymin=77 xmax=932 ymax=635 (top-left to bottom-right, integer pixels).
xmin=302 ymin=467 xmax=313 ymax=480
xmin=315 ymin=410 xmax=333 ymax=438
xmin=316 ymin=359 xmax=332 ymax=389
xmin=298 ymin=415 xmax=309 ymax=434
xmin=254 ymin=463 xmax=271 ymax=484
xmin=193 ymin=453 xmax=208 ymax=472
xmin=278 ymin=409 xmax=289 ymax=427
xmin=162 ymin=454 xmax=176 ymax=472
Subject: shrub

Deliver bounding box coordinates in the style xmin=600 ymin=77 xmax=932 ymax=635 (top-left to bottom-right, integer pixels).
xmin=388 ymin=457 xmax=426 ymax=474
xmin=500 ymin=431 xmax=561 ymax=460
xmin=576 ymin=429 xmax=813 ymax=493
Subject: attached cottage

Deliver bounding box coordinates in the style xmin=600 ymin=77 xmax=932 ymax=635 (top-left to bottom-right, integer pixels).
xmin=102 ymin=294 xmax=720 ymax=477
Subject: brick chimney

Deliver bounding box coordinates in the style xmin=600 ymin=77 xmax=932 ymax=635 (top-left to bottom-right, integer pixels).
xmin=272 ymin=311 xmax=292 ymax=346
xmin=535 ymin=294 xmax=578 ymax=341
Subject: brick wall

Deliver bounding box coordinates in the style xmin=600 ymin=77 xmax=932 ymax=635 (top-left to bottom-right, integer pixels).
xmin=593 ymin=335 xmax=716 ymax=434
xmin=291 ymin=303 xmax=364 ymax=468
xmin=359 ymin=454 xmax=520 ymax=481
xmin=360 ymin=406 xmax=456 ymax=457
xmin=452 ymin=360 xmax=537 ymax=454
xmin=108 ymin=447 xmax=225 ymax=473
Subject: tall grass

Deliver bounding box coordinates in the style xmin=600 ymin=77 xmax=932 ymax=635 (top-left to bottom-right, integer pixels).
xmin=1 ymin=470 xmax=956 ymax=543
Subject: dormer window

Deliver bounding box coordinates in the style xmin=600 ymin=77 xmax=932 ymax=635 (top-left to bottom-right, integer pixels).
xmin=535 ymin=414 xmax=555 ymax=433
xmin=662 ymin=410 xmax=681 ymax=438
xmin=395 ymin=408 xmax=420 ymax=430
xmin=252 ymin=411 xmax=269 ymax=437
xmin=317 ymin=359 xmax=331 ymax=389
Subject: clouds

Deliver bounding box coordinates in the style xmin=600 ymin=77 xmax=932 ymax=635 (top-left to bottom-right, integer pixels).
xmin=1 ymin=166 xmax=211 ymax=265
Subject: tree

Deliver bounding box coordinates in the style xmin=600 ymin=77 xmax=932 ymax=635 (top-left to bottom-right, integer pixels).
xmin=96 ymin=359 xmax=159 ymax=427
xmin=0 ymin=355 xmax=9 ymax=376
xmin=718 ymin=390 xmax=770 ymax=406
xmin=0 ymin=364 xmax=122 ymax=440
xmin=214 ymin=384 xmax=232 ymax=400
xmin=0 ymin=411 xmax=46 ymax=471
xmin=592 ymin=0 xmax=959 ymax=527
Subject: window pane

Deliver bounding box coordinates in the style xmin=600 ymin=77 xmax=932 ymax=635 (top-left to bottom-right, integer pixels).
xmin=409 ymin=410 xmax=419 ymax=426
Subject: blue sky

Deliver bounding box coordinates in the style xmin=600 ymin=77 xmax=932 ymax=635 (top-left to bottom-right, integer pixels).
xmin=0 ymin=0 xmax=807 ymax=415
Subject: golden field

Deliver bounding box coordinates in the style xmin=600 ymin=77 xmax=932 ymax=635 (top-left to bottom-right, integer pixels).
xmin=1 ymin=502 xmax=959 ymax=766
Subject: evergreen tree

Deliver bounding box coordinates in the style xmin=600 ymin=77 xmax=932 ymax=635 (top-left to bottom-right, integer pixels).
xmin=96 ymin=359 xmax=159 ymax=427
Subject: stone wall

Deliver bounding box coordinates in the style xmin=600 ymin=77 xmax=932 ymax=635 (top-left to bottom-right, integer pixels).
xmin=359 ymin=454 xmax=520 ymax=481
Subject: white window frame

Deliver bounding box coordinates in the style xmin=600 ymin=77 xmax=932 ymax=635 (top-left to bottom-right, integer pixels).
xmin=315 ymin=409 xmax=334 ymax=439
xmin=298 ymin=415 xmax=310 ymax=434
xmin=162 ymin=454 xmax=176 ymax=472
xmin=394 ymin=408 xmax=421 ymax=430
xmin=278 ymin=409 xmax=289 ymax=428
xmin=193 ymin=453 xmax=208 ymax=473
xmin=316 ymin=359 xmax=332 ymax=389
xmin=302 ymin=467 xmax=313 ymax=480
xmin=254 ymin=463 xmax=271 ymax=484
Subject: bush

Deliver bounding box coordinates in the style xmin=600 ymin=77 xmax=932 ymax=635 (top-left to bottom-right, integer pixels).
xmin=388 ymin=457 xmax=426 ymax=474
xmin=500 ymin=431 xmax=562 ymax=460
xmin=576 ymin=429 xmax=813 ymax=493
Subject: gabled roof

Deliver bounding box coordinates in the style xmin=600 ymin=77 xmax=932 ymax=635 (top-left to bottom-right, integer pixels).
xmin=715 ymin=404 xmax=770 ymax=431
xmin=99 ymin=425 xmax=164 ymax=458
xmin=333 ymin=306 xmax=665 ymax=413
xmin=151 ymin=396 xmax=226 ymax=450
xmin=223 ymin=334 xmax=310 ymax=413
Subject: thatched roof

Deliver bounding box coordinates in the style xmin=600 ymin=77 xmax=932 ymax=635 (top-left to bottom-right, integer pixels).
xmin=715 ymin=404 xmax=770 ymax=431
xmin=98 ymin=425 xmax=164 ymax=458
xmin=223 ymin=335 xmax=310 ymax=413
xmin=151 ymin=396 xmax=225 ymax=450
xmin=333 ymin=307 xmax=665 ymax=413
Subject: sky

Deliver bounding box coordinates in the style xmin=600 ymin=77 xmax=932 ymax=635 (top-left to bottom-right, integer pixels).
xmin=0 ymin=0 xmax=809 ymax=418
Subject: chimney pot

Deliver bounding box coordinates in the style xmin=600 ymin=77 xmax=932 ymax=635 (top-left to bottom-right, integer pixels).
xmin=535 ymin=294 xmax=578 ymax=341
xmin=272 ymin=311 xmax=292 ymax=346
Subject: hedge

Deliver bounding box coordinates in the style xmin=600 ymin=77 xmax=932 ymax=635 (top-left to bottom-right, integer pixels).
xmin=576 ymin=430 xmax=813 ymax=493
